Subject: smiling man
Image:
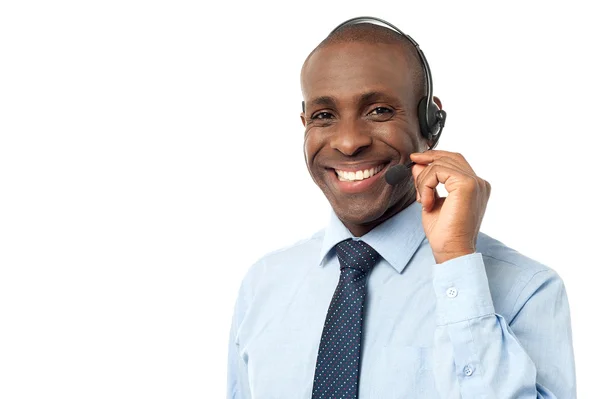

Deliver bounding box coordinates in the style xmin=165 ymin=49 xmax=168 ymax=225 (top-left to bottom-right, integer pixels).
xmin=227 ymin=17 xmax=576 ymax=399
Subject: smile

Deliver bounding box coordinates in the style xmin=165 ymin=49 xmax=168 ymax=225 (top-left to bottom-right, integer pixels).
xmin=334 ymin=164 xmax=385 ymax=182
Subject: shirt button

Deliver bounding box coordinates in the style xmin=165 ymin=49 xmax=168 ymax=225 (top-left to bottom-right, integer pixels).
xmin=446 ymin=287 xmax=458 ymax=298
xmin=464 ymin=365 xmax=474 ymax=376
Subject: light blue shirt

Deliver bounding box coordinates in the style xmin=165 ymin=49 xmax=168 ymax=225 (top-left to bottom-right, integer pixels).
xmin=227 ymin=201 xmax=576 ymax=398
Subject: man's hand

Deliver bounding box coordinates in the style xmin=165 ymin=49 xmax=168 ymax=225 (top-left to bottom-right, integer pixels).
xmin=410 ymin=150 xmax=491 ymax=264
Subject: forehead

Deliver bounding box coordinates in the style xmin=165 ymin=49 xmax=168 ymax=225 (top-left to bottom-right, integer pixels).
xmin=301 ymin=42 xmax=415 ymax=106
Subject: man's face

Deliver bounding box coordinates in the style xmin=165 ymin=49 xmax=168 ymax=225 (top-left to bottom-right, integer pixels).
xmin=301 ymin=41 xmax=428 ymax=235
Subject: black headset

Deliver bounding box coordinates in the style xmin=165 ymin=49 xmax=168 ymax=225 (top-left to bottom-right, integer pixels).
xmin=303 ymin=16 xmax=447 ymax=148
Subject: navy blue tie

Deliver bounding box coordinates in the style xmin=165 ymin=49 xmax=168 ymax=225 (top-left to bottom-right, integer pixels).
xmin=312 ymin=239 xmax=380 ymax=399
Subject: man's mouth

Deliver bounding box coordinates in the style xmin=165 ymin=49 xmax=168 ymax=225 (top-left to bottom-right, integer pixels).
xmin=334 ymin=164 xmax=385 ymax=182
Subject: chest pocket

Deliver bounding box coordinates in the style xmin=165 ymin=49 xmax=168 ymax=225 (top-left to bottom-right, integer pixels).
xmin=244 ymin=325 xmax=318 ymax=399
xmin=363 ymin=344 xmax=438 ymax=399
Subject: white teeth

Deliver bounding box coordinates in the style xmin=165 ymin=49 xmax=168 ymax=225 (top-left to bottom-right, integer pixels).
xmin=335 ymin=165 xmax=384 ymax=181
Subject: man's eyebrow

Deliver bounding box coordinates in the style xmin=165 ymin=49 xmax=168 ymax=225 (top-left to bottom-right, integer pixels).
xmin=358 ymin=91 xmax=399 ymax=105
xmin=308 ymin=96 xmax=337 ymax=108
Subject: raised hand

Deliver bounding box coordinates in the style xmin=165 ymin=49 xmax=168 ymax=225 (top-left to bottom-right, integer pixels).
xmin=410 ymin=150 xmax=491 ymax=264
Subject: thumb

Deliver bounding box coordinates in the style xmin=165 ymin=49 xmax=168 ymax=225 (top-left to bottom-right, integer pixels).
xmin=412 ymin=164 xmax=426 ymax=203
xmin=412 ymin=163 xmax=426 ymax=180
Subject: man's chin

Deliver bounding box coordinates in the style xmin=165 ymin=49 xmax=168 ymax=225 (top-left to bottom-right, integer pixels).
xmin=329 ymin=190 xmax=413 ymax=235
xmin=332 ymin=201 xmax=387 ymax=228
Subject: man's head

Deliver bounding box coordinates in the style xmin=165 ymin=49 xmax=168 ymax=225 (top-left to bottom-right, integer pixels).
xmin=300 ymin=21 xmax=443 ymax=236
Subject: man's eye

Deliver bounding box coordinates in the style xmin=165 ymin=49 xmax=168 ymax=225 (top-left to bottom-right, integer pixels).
xmin=312 ymin=112 xmax=334 ymax=119
xmin=369 ymin=107 xmax=393 ymax=115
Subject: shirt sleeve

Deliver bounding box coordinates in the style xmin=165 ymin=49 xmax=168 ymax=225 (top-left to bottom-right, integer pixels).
xmin=227 ymin=282 xmax=252 ymax=399
xmin=432 ymin=252 xmax=576 ymax=398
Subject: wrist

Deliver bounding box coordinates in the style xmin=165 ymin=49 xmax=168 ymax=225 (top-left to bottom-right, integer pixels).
xmin=433 ymin=248 xmax=475 ymax=264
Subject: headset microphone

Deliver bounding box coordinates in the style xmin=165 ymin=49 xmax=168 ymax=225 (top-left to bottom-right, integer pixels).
xmin=384 ymin=161 xmax=415 ymax=185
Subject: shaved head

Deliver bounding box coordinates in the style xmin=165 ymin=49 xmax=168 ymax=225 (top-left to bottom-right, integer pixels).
xmin=301 ymin=23 xmax=426 ymax=102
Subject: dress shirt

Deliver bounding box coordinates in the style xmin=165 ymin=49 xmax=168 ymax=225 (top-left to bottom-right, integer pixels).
xmin=227 ymin=201 xmax=576 ymax=398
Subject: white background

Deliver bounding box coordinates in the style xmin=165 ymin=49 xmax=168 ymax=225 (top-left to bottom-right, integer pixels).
xmin=1 ymin=0 xmax=598 ymax=397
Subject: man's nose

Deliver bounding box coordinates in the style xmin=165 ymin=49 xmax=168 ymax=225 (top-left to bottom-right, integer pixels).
xmin=329 ymin=119 xmax=372 ymax=156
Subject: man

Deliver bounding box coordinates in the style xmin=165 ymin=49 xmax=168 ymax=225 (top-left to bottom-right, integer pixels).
xmin=227 ymin=17 xmax=576 ymax=398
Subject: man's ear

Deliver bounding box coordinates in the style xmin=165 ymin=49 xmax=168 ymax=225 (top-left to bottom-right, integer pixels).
xmin=300 ymin=101 xmax=307 ymax=127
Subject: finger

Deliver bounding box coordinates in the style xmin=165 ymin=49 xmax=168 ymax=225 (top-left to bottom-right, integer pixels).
xmin=414 ymin=155 xmax=475 ymax=177
xmin=413 ymin=159 xmax=476 ymax=207
xmin=426 ymin=189 xmax=443 ymax=213
xmin=436 ymin=156 xmax=475 ymax=176
xmin=410 ymin=149 xmax=459 ymax=161
xmin=410 ymin=151 xmax=475 ymax=174
xmin=416 ymin=163 xmax=471 ymax=211
xmin=413 ymin=161 xmax=460 ymax=207
xmin=415 ymin=160 xmax=467 ymax=192
xmin=411 ymin=161 xmax=460 ymax=202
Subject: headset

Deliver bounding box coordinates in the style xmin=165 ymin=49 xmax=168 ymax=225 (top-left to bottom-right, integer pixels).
xmin=303 ymin=16 xmax=447 ymax=148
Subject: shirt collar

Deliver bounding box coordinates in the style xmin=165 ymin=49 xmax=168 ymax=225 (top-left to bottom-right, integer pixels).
xmin=319 ymin=201 xmax=425 ymax=274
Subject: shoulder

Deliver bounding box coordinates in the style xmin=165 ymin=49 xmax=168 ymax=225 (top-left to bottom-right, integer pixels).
xmin=236 ymin=228 xmax=326 ymax=300
xmin=477 ymin=232 xmax=550 ymax=275
xmin=476 ymin=232 xmax=565 ymax=321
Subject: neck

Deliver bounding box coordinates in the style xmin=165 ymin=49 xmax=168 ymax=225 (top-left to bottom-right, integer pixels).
xmin=344 ymin=196 xmax=417 ymax=237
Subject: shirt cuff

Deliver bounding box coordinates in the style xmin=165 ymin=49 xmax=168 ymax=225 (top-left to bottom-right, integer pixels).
xmin=433 ymin=252 xmax=495 ymax=325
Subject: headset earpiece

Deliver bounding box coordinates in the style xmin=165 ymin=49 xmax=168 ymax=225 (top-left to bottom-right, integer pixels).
xmin=417 ymin=97 xmax=445 ymax=142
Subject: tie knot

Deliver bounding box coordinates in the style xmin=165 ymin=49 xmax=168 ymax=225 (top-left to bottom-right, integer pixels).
xmin=335 ymin=239 xmax=380 ymax=273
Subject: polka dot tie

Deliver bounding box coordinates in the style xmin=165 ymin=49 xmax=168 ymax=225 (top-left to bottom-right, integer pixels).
xmin=311 ymin=239 xmax=380 ymax=399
